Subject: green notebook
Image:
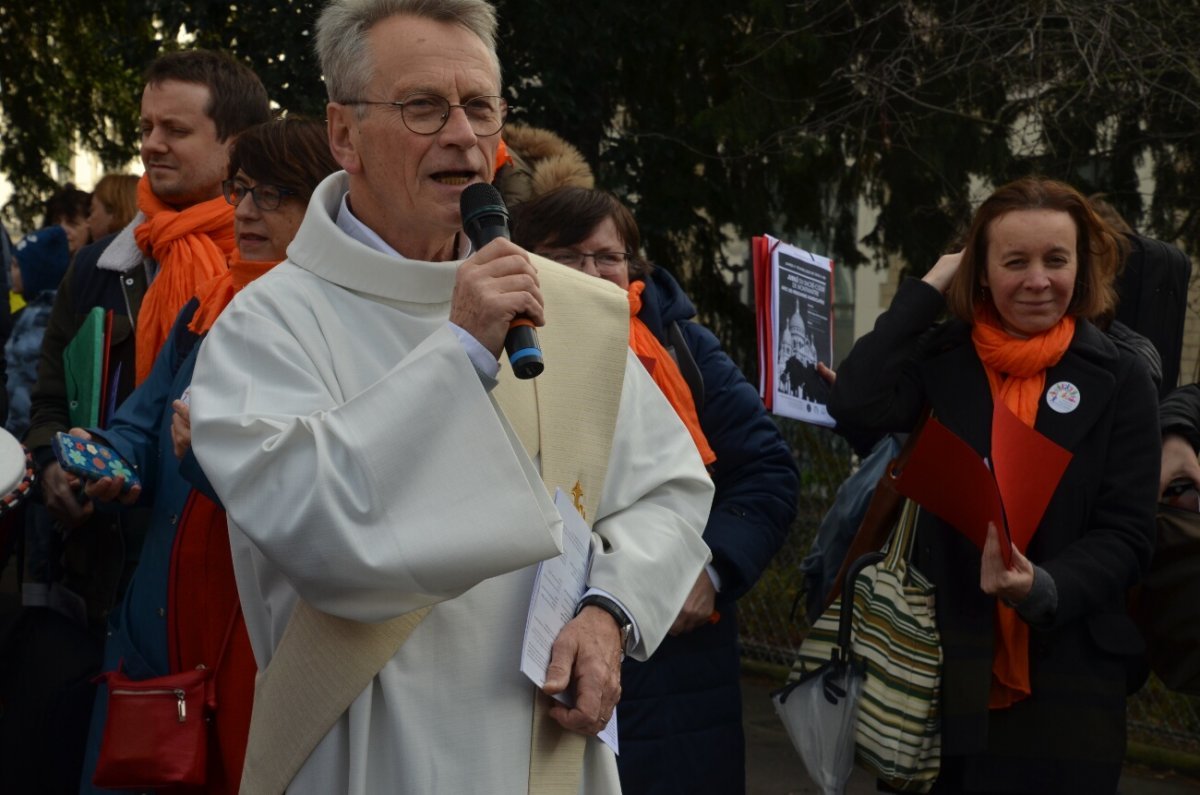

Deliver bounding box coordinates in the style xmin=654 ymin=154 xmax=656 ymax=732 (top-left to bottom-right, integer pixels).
xmin=63 ymin=306 xmax=107 ymax=428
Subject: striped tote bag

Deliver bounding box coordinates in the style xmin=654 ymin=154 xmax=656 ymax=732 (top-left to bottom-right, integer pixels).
xmin=789 ymin=498 xmax=941 ymax=792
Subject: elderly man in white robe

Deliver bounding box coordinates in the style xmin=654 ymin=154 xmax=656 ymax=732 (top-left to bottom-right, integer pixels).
xmin=188 ymin=1 xmax=714 ymax=793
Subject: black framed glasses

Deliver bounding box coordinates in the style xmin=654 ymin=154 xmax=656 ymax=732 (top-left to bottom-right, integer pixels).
xmin=222 ymin=179 xmax=296 ymax=211
xmin=340 ymin=92 xmax=507 ymax=136
xmin=539 ymin=250 xmax=631 ymax=271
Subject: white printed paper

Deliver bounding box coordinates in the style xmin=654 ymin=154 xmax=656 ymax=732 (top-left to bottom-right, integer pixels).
xmin=521 ymin=488 xmax=619 ymax=753
xmin=770 ymin=239 xmax=835 ymax=426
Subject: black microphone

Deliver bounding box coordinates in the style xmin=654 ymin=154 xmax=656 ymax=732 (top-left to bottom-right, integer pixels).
xmin=459 ymin=182 xmax=544 ymax=379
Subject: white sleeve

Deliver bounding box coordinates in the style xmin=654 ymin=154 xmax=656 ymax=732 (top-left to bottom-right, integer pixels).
xmin=189 ymin=294 xmax=562 ymax=623
xmin=586 ymin=352 xmax=715 ymax=659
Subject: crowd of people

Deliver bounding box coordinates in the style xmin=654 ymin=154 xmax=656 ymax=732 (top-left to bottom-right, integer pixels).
xmin=0 ymin=0 xmax=1193 ymax=794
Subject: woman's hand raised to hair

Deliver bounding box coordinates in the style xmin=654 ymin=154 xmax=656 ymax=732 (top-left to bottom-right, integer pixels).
xmin=922 ymin=251 xmax=964 ymax=294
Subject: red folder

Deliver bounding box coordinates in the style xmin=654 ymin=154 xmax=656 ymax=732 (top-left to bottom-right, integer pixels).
xmin=751 ymin=235 xmax=774 ymax=408
xmin=894 ymin=405 xmax=1072 ymax=567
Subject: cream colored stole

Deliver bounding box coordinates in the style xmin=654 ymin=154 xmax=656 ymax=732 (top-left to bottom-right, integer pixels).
xmin=500 ymin=262 xmax=629 ymax=795
xmin=239 ymin=259 xmax=629 ymax=795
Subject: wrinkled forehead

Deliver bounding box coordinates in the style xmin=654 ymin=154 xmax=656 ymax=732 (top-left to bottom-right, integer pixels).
xmin=365 ymin=14 xmax=501 ymax=97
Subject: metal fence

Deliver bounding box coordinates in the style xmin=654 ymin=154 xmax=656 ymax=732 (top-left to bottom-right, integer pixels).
xmin=736 ymin=419 xmax=1200 ymax=760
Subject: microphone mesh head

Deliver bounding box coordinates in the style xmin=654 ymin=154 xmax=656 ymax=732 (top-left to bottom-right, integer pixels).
xmin=460 ymin=182 xmax=507 ymax=226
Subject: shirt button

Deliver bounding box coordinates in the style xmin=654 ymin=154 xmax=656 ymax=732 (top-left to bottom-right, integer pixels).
xmin=158 ymin=607 xmax=165 ymax=618
xmin=125 ymin=277 xmax=135 ymax=286
xmin=170 ymin=514 xmax=177 ymax=525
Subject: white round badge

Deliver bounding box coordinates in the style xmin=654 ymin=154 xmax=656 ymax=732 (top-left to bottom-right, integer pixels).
xmin=1046 ymin=381 xmax=1080 ymax=414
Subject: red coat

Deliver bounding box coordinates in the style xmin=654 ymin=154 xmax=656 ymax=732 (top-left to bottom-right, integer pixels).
xmin=168 ymin=491 xmax=255 ymax=795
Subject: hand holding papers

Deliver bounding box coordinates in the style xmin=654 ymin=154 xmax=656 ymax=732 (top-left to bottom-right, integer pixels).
xmin=521 ymin=489 xmax=619 ymax=752
xmin=893 ymin=403 xmax=1072 ymax=567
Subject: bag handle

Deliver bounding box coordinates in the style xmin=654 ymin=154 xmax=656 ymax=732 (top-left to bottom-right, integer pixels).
xmin=822 ymin=407 xmax=931 ymax=613
xmin=832 ymin=501 xmax=919 ymax=662
xmin=835 ymin=550 xmax=885 ymax=658
xmin=201 ymin=601 xmax=242 ymax=708
xmin=881 ymin=499 xmax=920 ymax=572
xmin=213 ymin=602 xmax=241 ymax=673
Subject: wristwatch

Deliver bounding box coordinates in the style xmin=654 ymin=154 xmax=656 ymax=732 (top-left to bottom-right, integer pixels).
xmin=576 ymin=594 xmax=634 ymax=656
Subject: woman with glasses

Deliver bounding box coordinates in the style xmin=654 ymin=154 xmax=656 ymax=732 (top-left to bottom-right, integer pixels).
xmin=76 ymin=117 xmax=338 ymax=795
xmin=512 ymin=186 xmax=799 ymax=795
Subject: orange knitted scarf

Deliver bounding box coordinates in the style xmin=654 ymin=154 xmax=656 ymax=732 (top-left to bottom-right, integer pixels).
xmin=188 ymin=251 xmax=279 ymax=336
xmin=494 ymin=138 xmax=513 ymax=174
xmin=971 ymin=303 xmax=1075 ymax=709
xmin=628 ymin=281 xmax=716 ymax=466
xmin=133 ymin=176 xmax=236 ymax=384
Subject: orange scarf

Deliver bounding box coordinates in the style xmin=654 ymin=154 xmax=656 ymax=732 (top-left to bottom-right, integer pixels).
xmin=494 ymin=138 xmax=513 ymax=175
xmin=188 ymin=251 xmax=279 ymax=335
xmin=628 ymin=281 xmax=716 ymax=466
xmin=133 ymin=175 xmax=236 ymax=384
xmin=970 ymin=303 xmax=1075 ymax=709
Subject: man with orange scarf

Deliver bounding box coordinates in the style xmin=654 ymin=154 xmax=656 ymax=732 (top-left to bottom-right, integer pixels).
xmin=23 ymin=50 xmax=268 ymax=640
xmin=829 ymin=178 xmax=1158 ymax=794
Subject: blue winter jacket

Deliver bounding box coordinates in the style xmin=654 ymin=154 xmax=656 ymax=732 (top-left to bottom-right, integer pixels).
xmin=616 ymin=267 xmax=799 ymax=795
xmin=78 ymin=299 xmax=217 ymax=794
xmin=6 ymin=291 xmax=56 ymax=440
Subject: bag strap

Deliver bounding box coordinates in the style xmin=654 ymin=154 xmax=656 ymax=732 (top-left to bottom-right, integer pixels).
xmin=239 ymin=261 xmax=629 ymax=795
xmin=666 ymin=320 xmax=705 ymax=408
xmin=214 ymin=601 xmax=241 ymax=672
xmin=835 ymin=550 xmax=885 ymax=656
xmin=203 ymin=600 xmax=242 ymax=706
xmin=821 ymin=408 xmax=931 ymax=613
xmin=881 ymin=498 xmax=920 ymax=570
xmin=201 ymin=600 xmax=243 ymax=706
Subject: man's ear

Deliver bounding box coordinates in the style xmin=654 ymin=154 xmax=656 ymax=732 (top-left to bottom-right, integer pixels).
xmin=327 ymin=102 xmax=363 ymax=174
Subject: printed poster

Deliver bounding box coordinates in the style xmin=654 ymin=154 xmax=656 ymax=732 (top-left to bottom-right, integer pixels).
xmin=755 ymin=236 xmax=835 ymax=426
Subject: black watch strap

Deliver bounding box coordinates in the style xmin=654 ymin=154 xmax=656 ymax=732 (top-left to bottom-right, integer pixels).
xmin=576 ymin=594 xmax=633 ymax=654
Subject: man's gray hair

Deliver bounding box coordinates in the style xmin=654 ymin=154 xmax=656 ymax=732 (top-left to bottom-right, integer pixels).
xmin=315 ymin=0 xmax=499 ymax=103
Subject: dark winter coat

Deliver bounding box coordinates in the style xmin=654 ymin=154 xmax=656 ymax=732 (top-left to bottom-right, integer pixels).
xmin=1161 ymin=382 xmax=1200 ymax=448
xmin=829 ymin=278 xmax=1159 ymax=794
xmin=6 ymin=292 xmax=56 ymax=440
xmin=1114 ymin=233 xmax=1192 ymax=397
xmin=24 ymin=232 xmax=151 ymax=633
xmin=616 ymin=267 xmax=799 ymax=795
xmin=26 ymin=232 xmax=145 ymax=460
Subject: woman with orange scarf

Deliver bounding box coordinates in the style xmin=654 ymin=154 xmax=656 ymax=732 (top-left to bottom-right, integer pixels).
xmin=75 ymin=117 xmax=338 ymax=795
xmin=829 ymin=177 xmax=1159 ymax=793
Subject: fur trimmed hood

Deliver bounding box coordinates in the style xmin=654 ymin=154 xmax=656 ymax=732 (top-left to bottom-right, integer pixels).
xmin=495 ymin=124 xmax=594 ymax=206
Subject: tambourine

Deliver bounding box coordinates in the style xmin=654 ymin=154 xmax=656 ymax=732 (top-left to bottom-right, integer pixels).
xmin=0 ymin=428 xmax=36 ymax=518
